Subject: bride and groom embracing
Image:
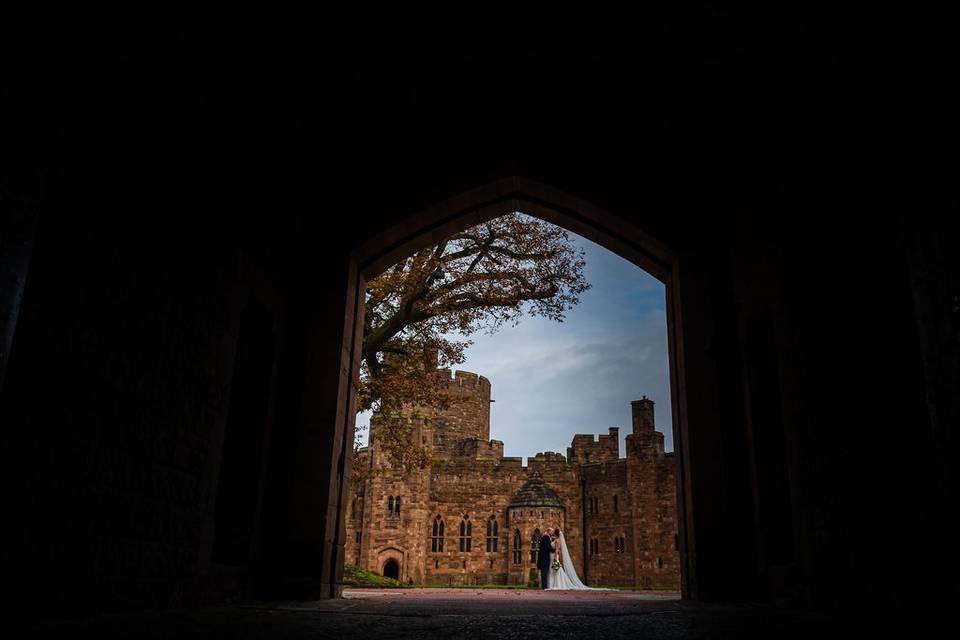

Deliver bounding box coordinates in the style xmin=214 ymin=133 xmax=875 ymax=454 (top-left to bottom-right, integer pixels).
xmin=536 ymin=527 xmax=608 ymax=590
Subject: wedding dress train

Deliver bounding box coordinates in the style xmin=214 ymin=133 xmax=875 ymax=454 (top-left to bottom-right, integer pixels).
xmin=546 ymin=530 xmax=611 ymax=590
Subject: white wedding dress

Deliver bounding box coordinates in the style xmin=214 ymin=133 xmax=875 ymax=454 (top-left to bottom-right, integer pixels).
xmin=546 ymin=530 xmax=611 ymax=590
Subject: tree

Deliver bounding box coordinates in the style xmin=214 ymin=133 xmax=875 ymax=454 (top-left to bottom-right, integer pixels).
xmin=357 ymin=212 xmax=589 ymax=469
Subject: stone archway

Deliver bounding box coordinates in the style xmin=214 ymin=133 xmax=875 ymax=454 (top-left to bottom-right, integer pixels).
xmin=382 ymin=559 xmax=400 ymax=580
xmin=337 ymin=177 xmax=699 ymax=598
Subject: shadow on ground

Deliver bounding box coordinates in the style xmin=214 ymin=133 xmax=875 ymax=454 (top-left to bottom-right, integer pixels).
xmin=15 ymin=588 xmax=902 ymax=639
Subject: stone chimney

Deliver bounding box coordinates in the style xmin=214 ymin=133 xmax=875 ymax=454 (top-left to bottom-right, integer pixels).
xmin=631 ymin=396 xmax=655 ymax=434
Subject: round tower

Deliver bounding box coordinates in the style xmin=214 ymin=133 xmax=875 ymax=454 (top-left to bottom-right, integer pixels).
xmin=430 ymin=369 xmax=492 ymax=453
xmin=506 ymin=473 xmax=565 ymax=585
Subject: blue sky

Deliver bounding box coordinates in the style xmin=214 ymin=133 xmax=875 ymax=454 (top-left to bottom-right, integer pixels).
xmin=356 ymin=230 xmax=673 ymax=462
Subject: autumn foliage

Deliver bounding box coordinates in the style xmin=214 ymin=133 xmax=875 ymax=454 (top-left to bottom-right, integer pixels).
xmin=355 ymin=213 xmax=589 ymax=472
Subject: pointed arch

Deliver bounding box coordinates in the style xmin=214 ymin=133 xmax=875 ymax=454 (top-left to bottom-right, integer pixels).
xmin=340 ymin=176 xmax=693 ymax=599
xmin=459 ymin=514 xmax=472 ymax=552
xmin=486 ymin=515 xmax=499 ymax=552
xmin=431 ymin=514 xmax=444 ymax=552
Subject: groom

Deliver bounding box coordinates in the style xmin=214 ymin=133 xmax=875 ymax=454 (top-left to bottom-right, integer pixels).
xmin=538 ymin=527 xmax=555 ymax=589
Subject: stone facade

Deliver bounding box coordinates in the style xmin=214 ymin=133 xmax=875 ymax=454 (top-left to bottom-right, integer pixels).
xmin=346 ymin=369 xmax=680 ymax=588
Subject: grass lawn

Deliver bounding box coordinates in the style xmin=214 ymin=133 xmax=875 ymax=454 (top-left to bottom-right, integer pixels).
xmin=342 ymin=564 xmax=407 ymax=588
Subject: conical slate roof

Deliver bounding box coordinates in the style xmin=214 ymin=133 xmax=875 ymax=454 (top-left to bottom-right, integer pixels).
xmin=508 ymin=474 xmax=564 ymax=508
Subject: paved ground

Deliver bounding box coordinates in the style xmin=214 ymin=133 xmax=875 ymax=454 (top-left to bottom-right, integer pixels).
xmin=15 ymin=588 xmax=860 ymax=639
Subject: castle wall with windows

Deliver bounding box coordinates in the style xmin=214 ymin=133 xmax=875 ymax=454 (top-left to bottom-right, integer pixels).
xmin=345 ymin=370 xmax=679 ymax=588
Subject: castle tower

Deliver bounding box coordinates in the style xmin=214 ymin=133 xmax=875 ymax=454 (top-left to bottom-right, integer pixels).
xmin=627 ymin=395 xmax=665 ymax=457
xmin=429 ymin=369 xmax=492 ymax=455
xmin=631 ymin=395 xmax=655 ymax=434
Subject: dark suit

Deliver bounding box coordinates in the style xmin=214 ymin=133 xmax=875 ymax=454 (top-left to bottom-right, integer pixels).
xmin=537 ymin=534 xmax=554 ymax=589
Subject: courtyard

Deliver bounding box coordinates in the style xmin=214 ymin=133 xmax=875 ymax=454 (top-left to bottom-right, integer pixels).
xmin=18 ymin=588 xmax=848 ymax=638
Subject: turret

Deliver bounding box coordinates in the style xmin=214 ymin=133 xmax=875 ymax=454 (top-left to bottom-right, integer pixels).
xmin=567 ymin=427 xmax=620 ymax=464
xmin=627 ymin=395 xmax=665 ymax=458
xmin=631 ymin=396 xmax=655 ymax=434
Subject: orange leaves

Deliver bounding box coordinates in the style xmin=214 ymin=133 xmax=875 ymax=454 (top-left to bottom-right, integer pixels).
xmin=356 ymin=213 xmax=589 ymax=474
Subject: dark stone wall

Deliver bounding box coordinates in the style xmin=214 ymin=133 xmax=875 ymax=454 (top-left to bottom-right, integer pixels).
xmin=3 ymin=20 xmax=957 ymax=629
xmin=1 ymin=112 xmax=358 ymax=614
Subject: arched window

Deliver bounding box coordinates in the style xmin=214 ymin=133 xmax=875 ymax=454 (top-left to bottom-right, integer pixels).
xmin=530 ymin=528 xmax=541 ymax=564
xmin=394 ymin=496 xmax=401 ymax=517
xmin=459 ymin=514 xmax=472 ymax=552
xmin=387 ymin=496 xmax=394 ymax=517
xmin=431 ymin=515 xmax=444 ymax=552
xmin=614 ymin=536 xmax=625 ymax=553
xmin=351 ymin=499 xmax=356 ymax=519
xmin=512 ymin=529 xmax=522 ymax=564
xmin=486 ymin=516 xmax=498 ymax=552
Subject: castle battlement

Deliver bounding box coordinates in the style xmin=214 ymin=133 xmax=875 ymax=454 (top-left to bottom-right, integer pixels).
xmin=568 ymin=426 xmax=620 ymax=464
xmin=457 ymin=437 xmax=504 ymax=460
xmin=436 ymin=368 xmax=492 ymax=391
xmin=529 ymin=451 xmax=568 ymax=463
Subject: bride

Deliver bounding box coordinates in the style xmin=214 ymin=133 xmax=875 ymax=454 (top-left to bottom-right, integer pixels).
xmin=547 ymin=529 xmax=611 ymax=590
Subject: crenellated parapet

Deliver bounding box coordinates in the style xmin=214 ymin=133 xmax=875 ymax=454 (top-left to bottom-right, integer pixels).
xmin=568 ymin=426 xmax=620 ymax=464
xmin=429 ymin=369 xmax=492 ymax=449
xmin=457 ymin=438 xmax=504 ymax=460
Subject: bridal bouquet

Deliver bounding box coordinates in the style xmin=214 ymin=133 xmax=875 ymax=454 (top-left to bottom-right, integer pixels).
xmin=551 ymin=559 xmax=561 ymax=571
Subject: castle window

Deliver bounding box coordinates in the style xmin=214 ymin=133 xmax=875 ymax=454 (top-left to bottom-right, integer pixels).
xmin=351 ymin=499 xmax=356 ymax=519
xmin=656 ymin=557 xmax=662 ymax=569
xmin=588 ymin=496 xmax=600 ymax=515
xmin=613 ymin=495 xmax=618 ymax=513
xmin=530 ymin=528 xmax=541 ymax=564
xmin=435 ymin=559 xmax=439 ymax=569
xmin=395 ymin=496 xmax=401 ymax=517
xmin=431 ymin=515 xmax=444 ymax=552
xmin=355 ymin=531 xmax=361 ymax=544
xmin=512 ymin=529 xmax=522 ymax=564
xmin=486 ymin=516 xmax=499 ymax=552
xmin=615 ymin=536 xmax=625 ymax=553
xmin=459 ymin=514 xmax=472 ymax=552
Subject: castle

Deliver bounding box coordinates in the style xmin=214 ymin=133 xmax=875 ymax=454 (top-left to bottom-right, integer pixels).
xmin=346 ymin=369 xmax=681 ymax=588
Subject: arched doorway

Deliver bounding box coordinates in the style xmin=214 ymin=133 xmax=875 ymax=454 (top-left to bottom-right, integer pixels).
xmin=382 ymin=559 xmax=400 ymax=580
xmin=343 ymin=177 xmax=690 ymax=595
